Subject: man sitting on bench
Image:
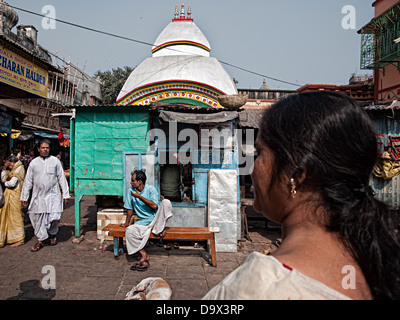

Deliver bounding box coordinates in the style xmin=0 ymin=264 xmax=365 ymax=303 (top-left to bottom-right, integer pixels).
xmin=121 ymin=169 xmax=173 ymax=271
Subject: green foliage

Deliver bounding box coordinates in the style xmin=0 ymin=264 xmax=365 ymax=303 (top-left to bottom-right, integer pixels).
xmin=94 ymin=66 xmax=134 ymax=104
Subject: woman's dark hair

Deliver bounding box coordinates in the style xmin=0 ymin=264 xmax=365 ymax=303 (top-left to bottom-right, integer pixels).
xmin=259 ymin=91 xmax=400 ymax=299
xmin=133 ymin=169 xmax=147 ymax=184
xmin=6 ymin=155 xmax=18 ymax=163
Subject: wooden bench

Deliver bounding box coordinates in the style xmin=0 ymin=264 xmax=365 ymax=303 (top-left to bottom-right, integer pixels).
xmin=102 ymin=224 xmax=220 ymax=267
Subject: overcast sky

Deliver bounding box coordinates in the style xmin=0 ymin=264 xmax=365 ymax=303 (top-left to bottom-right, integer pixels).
xmin=9 ymin=0 xmax=375 ymax=90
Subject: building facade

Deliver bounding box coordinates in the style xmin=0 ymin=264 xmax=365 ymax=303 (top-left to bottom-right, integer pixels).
xmin=296 ymin=75 xmax=374 ymax=106
xmin=238 ymin=79 xmax=296 ymax=110
xmin=0 ymin=0 xmax=102 ymax=157
xmin=359 ymin=0 xmax=400 ymax=104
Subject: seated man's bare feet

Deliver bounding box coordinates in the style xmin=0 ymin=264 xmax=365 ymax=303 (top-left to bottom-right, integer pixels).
xmin=155 ymin=228 xmax=168 ymax=238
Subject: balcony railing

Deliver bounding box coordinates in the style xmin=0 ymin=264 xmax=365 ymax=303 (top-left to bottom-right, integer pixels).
xmin=360 ymin=3 xmax=400 ymax=70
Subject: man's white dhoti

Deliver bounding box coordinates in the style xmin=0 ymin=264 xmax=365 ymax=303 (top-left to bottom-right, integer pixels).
xmin=29 ymin=211 xmax=61 ymax=241
xmin=125 ymin=199 xmax=173 ymax=255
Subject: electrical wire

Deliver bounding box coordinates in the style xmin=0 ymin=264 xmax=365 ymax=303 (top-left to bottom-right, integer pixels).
xmin=10 ymin=5 xmax=153 ymax=47
xmin=219 ymin=60 xmax=301 ymax=87
xmin=10 ymin=5 xmax=301 ymax=87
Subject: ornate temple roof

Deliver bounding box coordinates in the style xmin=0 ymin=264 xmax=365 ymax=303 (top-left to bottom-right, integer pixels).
xmin=116 ymin=3 xmax=237 ymax=108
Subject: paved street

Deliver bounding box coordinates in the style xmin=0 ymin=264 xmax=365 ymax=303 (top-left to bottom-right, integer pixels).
xmin=0 ymin=195 xmax=281 ymax=300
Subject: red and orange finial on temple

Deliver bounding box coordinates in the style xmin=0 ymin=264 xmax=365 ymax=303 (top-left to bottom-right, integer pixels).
xmin=172 ymin=3 xmax=193 ymax=22
xmin=174 ymin=5 xmax=179 ymax=19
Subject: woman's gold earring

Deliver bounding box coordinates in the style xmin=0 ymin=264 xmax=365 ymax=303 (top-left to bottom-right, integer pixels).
xmin=290 ymin=178 xmax=297 ymax=198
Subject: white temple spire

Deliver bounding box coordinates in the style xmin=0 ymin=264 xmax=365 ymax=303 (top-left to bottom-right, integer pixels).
xmin=180 ymin=3 xmax=185 ymax=19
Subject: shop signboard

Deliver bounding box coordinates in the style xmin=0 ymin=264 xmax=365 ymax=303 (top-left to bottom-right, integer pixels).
xmin=0 ymin=44 xmax=48 ymax=98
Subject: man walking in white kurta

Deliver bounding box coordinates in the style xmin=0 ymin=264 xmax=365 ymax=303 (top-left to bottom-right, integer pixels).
xmin=20 ymin=139 xmax=70 ymax=252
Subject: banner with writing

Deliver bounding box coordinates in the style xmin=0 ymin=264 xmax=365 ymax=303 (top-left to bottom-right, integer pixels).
xmin=0 ymin=45 xmax=48 ymax=98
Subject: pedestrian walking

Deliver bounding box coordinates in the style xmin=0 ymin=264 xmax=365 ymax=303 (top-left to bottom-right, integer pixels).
xmin=203 ymin=91 xmax=400 ymax=300
xmin=20 ymin=139 xmax=70 ymax=252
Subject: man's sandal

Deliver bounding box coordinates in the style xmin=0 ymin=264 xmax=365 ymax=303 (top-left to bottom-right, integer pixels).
xmin=131 ymin=260 xmax=142 ymax=268
xmin=49 ymin=235 xmax=57 ymax=246
xmin=31 ymin=241 xmax=44 ymax=252
xmin=130 ymin=260 xmax=150 ymax=271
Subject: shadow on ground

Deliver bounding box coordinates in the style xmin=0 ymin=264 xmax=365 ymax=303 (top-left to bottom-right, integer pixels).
xmin=7 ymin=280 xmax=55 ymax=300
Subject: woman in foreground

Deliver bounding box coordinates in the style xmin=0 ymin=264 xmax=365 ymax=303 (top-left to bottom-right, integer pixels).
xmin=203 ymin=91 xmax=400 ymax=300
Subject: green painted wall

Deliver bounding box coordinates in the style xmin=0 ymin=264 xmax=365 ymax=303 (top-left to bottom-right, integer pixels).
xmin=71 ymin=106 xmax=150 ymax=236
xmin=74 ymin=107 xmax=150 ymax=195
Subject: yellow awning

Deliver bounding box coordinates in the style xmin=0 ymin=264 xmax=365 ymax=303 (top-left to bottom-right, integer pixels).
xmin=11 ymin=129 xmax=21 ymax=139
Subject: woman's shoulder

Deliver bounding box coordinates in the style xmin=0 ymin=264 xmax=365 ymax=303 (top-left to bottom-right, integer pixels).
xmin=14 ymin=161 xmax=25 ymax=173
xmin=203 ymin=252 xmax=351 ymax=300
xmin=203 ymin=252 xmax=290 ymax=299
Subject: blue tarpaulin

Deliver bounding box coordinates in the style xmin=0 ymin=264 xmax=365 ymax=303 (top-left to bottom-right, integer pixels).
xmin=34 ymin=132 xmax=70 ymax=139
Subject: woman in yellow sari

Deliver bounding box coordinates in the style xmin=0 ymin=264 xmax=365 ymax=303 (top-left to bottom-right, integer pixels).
xmin=0 ymin=155 xmax=26 ymax=247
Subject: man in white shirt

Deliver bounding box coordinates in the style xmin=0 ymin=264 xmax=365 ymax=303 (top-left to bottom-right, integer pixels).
xmin=20 ymin=139 xmax=70 ymax=252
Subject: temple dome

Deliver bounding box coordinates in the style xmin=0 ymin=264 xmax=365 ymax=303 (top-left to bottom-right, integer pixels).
xmin=152 ymin=20 xmax=211 ymax=57
xmin=117 ymin=4 xmax=237 ymax=108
